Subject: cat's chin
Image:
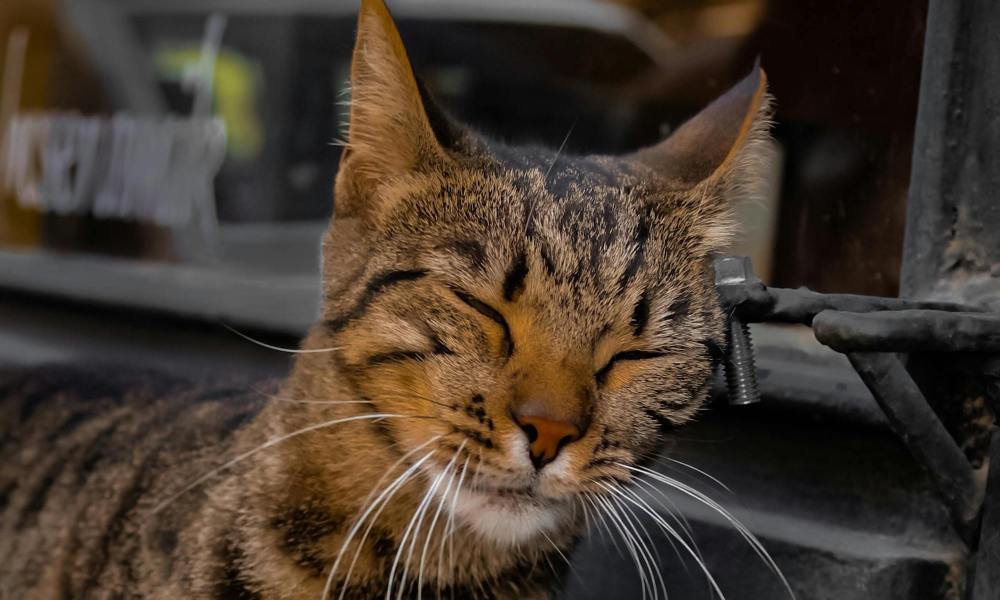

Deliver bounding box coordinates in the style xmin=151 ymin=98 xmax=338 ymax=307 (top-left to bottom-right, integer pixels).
xmin=446 ymin=484 xmax=570 ymax=547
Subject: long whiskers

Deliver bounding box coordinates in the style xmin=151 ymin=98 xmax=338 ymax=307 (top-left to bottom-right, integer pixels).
xmin=151 ymin=413 xmax=421 ymax=515
xmin=617 ymin=463 xmax=795 ymax=599
xmin=601 ymin=480 xmax=719 ymax=600
xmin=440 ymin=453 xmax=470 ymax=600
xmin=326 ymin=447 xmax=440 ymax=600
xmin=629 ymin=476 xmax=702 ymax=575
xmin=582 ymin=491 xmax=625 ymax=559
xmin=388 ymin=468 xmax=448 ymax=599
xmin=589 ymin=491 xmax=657 ymax=600
xmin=604 ymin=490 xmax=668 ymax=600
xmin=538 ymin=529 xmax=572 ymax=572
xmin=352 ymin=436 xmax=444 ymax=551
xmin=662 ymin=456 xmax=732 ymax=494
xmin=611 ymin=490 xmax=668 ymax=597
xmin=417 ymin=442 xmax=465 ymax=600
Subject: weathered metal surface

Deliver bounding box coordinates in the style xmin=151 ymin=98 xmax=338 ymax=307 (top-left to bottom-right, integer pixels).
xmin=846 ymin=352 xmax=980 ymax=537
xmin=972 ymin=428 xmax=1000 ymax=599
xmin=717 ymin=281 xmax=976 ymax=326
xmin=715 ymin=257 xmax=761 ymax=405
xmin=813 ymin=310 xmax=1000 ymax=353
xmin=900 ymin=0 xmax=1000 ymax=306
xmin=559 ymin=404 xmax=966 ymax=600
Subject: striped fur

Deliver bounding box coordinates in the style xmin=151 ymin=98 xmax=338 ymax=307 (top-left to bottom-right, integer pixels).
xmin=0 ymin=367 xmax=268 ymax=598
xmin=1 ymin=0 xmax=773 ymax=597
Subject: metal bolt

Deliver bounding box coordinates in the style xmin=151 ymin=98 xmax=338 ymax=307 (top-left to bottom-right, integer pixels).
xmin=714 ymin=256 xmax=761 ymax=405
xmin=724 ymin=316 xmax=759 ymax=405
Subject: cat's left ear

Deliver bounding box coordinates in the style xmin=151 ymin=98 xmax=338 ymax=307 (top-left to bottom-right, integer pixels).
xmin=631 ymin=62 xmax=771 ymax=208
xmin=337 ymin=0 xmax=447 ymax=218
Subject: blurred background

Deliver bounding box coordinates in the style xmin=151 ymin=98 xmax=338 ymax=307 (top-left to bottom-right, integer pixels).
xmin=0 ymin=0 xmax=926 ymax=334
xmin=3 ymin=1 xmax=969 ymax=599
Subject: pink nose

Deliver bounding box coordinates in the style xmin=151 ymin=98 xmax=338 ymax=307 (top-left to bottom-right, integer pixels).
xmin=512 ymin=414 xmax=581 ymax=469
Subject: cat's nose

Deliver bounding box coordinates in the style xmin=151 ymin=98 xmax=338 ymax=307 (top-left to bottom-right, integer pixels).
xmin=513 ymin=414 xmax=582 ymax=470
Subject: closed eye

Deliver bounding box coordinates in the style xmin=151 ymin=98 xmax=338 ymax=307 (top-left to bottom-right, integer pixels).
xmin=452 ymin=290 xmax=514 ymax=357
xmin=595 ymin=350 xmax=666 ymax=386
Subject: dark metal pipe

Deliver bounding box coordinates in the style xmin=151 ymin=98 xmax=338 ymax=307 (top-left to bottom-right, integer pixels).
xmin=814 ymin=310 xmax=1000 ymax=353
xmin=972 ymin=428 xmax=1000 ymax=599
xmin=846 ymin=352 xmax=980 ymax=535
xmin=716 ymin=283 xmax=977 ymax=326
xmin=900 ymin=0 xmax=1000 ymax=305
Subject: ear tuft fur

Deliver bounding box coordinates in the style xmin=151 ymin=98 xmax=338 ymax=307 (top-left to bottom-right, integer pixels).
xmin=631 ymin=63 xmax=775 ymax=252
xmin=337 ymin=0 xmax=445 ymax=218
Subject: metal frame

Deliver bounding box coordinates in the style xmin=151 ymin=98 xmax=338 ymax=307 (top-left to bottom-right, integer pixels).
xmin=900 ymin=0 xmax=1000 ymax=308
xmin=715 ymin=2 xmax=1000 ymax=595
xmin=715 ymin=264 xmax=999 ymax=596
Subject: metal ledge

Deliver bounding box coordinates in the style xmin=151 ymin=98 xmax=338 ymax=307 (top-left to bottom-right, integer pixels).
xmin=0 ymin=248 xmax=318 ymax=334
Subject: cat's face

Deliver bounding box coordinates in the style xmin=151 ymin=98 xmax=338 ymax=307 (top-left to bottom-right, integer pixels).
xmin=311 ymin=0 xmax=769 ymax=546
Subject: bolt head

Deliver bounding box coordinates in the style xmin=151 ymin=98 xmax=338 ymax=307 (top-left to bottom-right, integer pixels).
xmin=714 ymin=256 xmax=756 ymax=286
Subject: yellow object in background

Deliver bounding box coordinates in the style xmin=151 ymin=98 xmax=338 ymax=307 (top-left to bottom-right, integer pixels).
xmin=0 ymin=0 xmax=56 ymax=248
xmin=154 ymin=47 xmax=265 ymax=162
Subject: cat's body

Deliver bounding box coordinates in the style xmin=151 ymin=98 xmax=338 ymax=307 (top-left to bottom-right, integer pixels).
xmin=0 ymin=1 xmax=774 ymax=598
xmin=0 ymin=368 xmax=268 ymax=598
xmin=0 ymin=368 xmax=565 ymax=599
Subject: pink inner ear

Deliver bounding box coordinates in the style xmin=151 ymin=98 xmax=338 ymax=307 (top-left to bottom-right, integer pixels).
xmin=631 ymin=65 xmax=768 ymax=187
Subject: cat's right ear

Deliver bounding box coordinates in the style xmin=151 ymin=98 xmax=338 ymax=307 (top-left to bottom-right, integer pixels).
xmin=628 ymin=64 xmax=771 ymax=191
xmin=335 ymin=0 xmax=447 ymax=220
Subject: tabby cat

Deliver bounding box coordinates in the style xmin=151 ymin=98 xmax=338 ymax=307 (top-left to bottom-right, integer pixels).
xmin=0 ymin=0 xmax=773 ymax=597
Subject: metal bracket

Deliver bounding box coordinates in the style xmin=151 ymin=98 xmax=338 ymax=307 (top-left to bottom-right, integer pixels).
xmin=713 ymin=255 xmax=998 ymax=550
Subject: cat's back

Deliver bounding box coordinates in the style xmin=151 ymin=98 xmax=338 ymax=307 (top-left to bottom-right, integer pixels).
xmin=0 ymin=365 xmax=268 ymax=599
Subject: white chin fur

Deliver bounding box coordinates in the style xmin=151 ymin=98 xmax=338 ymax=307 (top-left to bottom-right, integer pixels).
xmin=447 ymin=487 xmax=564 ymax=547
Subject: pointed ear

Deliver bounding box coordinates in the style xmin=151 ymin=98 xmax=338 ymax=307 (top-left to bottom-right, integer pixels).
xmin=339 ymin=0 xmax=445 ymax=202
xmin=630 ymin=63 xmax=772 ymax=189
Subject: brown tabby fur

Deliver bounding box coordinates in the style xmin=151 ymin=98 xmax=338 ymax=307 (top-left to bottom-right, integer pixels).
xmin=0 ymin=0 xmax=772 ymax=597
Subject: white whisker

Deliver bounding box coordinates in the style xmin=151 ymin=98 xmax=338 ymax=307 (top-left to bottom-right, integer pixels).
xmin=538 ymin=529 xmax=572 ymax=570
xmin=389 ymin=469 xmax=448 ymax=600
xmin=577 ymin=495 xmax=593 ymax=534
xmin=663 ymin=456 xmax=732 ymax=493
xmin=590 ymin=492 xmax=653 ymax=600
xmin=613 ymin=482 xmax=724 ymax=598
xmin=223 ymin=323 xmax=341 ymax=354
xmin=353 ymin=436 xmax=442 ymax=520
xmin=439 ymin=453 xmax=470 ymax=599
xmin=327 ymin=448 xmax=439 ymax=600
xmin=618 ymin=463 xmax=794 ymax=599
xmin=606 ymin=481 xmax=718 ymax=600
xmin=582 ymin=492 xmax=625 ymax=559
xmin=152 ymin=413 xmax=414 ymax=515
xmin=417 ymin=442 xmax=465 ymax=600
xmin=630 ymin=477 xmax=700 ymax=576
xmin=604 ymin=488 xmax=667 ymax=600
xmin=544 ymin=120 xmax=576 ymax=181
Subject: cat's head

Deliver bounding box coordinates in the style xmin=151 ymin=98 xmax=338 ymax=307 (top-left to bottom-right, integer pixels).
xmin=309 ymin=0 xmax=770 ymax=545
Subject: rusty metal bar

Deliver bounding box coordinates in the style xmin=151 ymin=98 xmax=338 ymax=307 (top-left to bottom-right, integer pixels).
xmin=715 ymin=281 xmax=976 ymax=326
xmin=972 ymin=428 xmax=1000 ymax=599
xmin=813 ymin=310 xmax=1000 ymax=353
xmin=900 ymin=0 xmax=1000 ymax=306
xmin=846 ymin=352 xmax=980 ymax=536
